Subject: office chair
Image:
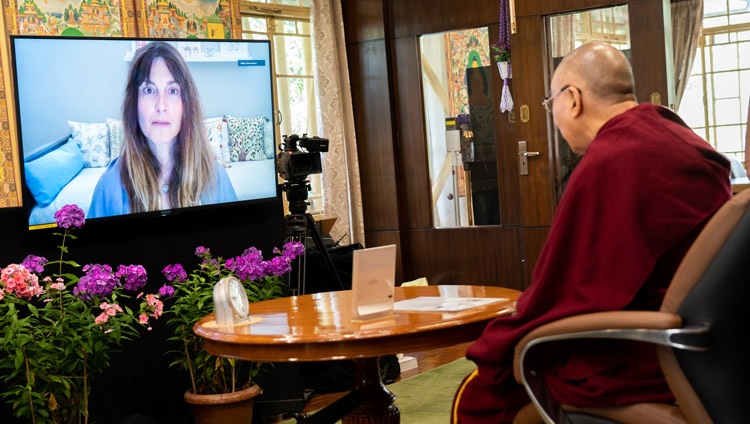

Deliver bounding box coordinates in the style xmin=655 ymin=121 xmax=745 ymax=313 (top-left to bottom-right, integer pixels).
xmin=513 ymin=188 xmax=750 ymax=424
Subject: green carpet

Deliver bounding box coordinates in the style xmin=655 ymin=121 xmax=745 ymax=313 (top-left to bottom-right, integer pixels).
xmin=388 ymin=358 xmax=476 ymax=423
xmin=285 ymin=358 xmax=477 ymax=423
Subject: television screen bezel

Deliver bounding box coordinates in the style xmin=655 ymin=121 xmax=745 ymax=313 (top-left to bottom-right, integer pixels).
xmin=10 ymin=35 xmax=281 ymax=231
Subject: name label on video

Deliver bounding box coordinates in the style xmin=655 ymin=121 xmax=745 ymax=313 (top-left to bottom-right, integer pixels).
xmin=238 ymin=60 xmax=266 ymax=66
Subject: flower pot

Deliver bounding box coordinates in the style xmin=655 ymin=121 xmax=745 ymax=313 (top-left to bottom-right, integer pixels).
xmin=184 ymin=384 xmax=262 ymax=424
xmin=496 ymin=61 xmax=512 ymax=79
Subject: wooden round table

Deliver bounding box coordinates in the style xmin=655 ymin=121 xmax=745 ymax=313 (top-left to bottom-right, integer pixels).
xmin=195 ymin=285 xmax=521 ymax=423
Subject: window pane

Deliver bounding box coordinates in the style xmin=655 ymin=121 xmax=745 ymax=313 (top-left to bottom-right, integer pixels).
xmin=277 ymin=77 xmax=315 ymax=136
xmin=680 ymin=75 xmax=706 ymax=127
xmin=710 ymin=44 xmax=739 ymax=72
xmin=716 ymin=125 xmax=743 ymax=151
xmin=730 ymin=12 xmax=750 ymax=24
xmin=715 ymin=98 xmax=742 ymax=125
xmin=275 ymin=19 xmax=301 ymax=34
xmin=713 ymin=71 xmax=740 ymax=99
xmin=298 ymin=21 xmax=310 ymax=35
xmin=704 ymin=16 xmax=729 ymax=28
xmin=274 ymin=34 xmax=312 ymax=75
xmin=241 ymin=16 xmax=267 ymax=32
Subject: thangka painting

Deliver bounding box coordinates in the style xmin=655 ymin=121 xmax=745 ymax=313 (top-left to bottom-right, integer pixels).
xmin=137 ymin=0 xmax=235 ymax=39
xmin=15 ymin=0 xmax=133 ymax=36
xmin=446 ymin=27 xmax=491 ymax=117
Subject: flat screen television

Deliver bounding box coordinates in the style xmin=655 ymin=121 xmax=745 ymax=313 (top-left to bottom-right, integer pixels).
xmin=11 ymin=36 xmax=279 ymax=230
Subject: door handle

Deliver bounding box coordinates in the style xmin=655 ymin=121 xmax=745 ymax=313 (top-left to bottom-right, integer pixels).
xmin=518 ymin=141 xmax=539 ymax=175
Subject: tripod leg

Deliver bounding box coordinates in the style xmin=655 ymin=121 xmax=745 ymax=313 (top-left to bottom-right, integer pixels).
xmin=285 ymin=214 xmax=308 ymax=295
xmin=304 ymin=214 xmax=347 ymax=291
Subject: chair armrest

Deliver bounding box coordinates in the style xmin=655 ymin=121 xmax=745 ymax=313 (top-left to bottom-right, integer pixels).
xmin=513 ymin=311 xmax=682 ymax=384
xmin=512 ymin=311 xmax=684 ymax=424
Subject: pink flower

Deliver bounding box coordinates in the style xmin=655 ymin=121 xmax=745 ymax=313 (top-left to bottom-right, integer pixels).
xmin=146 ymin=294 xmax=164 ymax=319
xmin=95 ymin=302 xmax=124 ymax=324
xmin=139 ymin=314 xmax=149 ymax=324
xmin=1 ymin=264 xmax=43 ymax=300
xmin=50 ymin=282 xmax=66 ymax=291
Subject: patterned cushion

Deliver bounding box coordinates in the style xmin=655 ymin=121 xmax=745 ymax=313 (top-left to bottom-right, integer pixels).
xmin=225 ymin=115 xmax=266 ymax=162
xmin=68 ymin=121 xmax=110 ymax=168
xmin=263 ymin=116 xmax=275 ymax=159
xmin=205 ymin=116 xmax=231 ymax=164
xmin=107 ymin=118 xmax=124 ymax=162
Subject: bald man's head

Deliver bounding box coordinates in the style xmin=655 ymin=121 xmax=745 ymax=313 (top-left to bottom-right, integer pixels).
xmin=555 ymin=42 xmax=637 ymax=105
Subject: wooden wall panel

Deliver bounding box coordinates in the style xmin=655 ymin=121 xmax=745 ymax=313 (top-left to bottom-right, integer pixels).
xmin=515 ymin=0 xmax=625 ymax=17
xmin=629 ymin=0 xmax=671 ymax=106
xmin=341 ymin=0 xmax=386 ymax=43
xmin=392 ymin=35 xmax=432 ymax=229
xmin=390 ymin=0 xmax=498 ymax=38
xmin=347 ymin=40 xmax=401 ymax=233
xmin=342 ymin=0 xmax=535 ymax=289
xmin=408 ymin=227 xmax=526 ymax=290
xmin=514 ymin=14 xmax=557 ymax=228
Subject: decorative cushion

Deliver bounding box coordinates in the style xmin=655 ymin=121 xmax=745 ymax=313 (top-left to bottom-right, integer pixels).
xmin=107 ymin=118 xmax=124 ymax=162
xmin=205 ymin=116 xmax=231 ymax=164
xmin=68 ymin=121 xmax=110 ymax=167
xmin=225 ymin=115 xmax=266 ymax=162
xmin=24 ymin=139 xmax=85 ymax=207
xmin=263 ymin=116 xmax=275 ymax=159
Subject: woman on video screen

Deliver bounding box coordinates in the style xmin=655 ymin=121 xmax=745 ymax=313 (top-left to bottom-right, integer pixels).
xmin=89 ymin=41 xmax=237 ymax=218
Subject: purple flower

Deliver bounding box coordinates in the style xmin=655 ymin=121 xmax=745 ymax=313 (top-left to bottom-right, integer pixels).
xmin=195 ymin=246 xmax=210 ymax=258
xmin=263 ymin=256 xmax=292 ymax=277
xmin=241 ymin=247 xmax=263 ymax=260
xmin=158 ymin=285 xmax=175 ymax=298
xmin=74 ymin=264 xmax=118 ymax=300
xmin=225 ymin=253 xmax=264 ymax=281
xmin=21 ymin=255 xmax=48 ymax=274
xmin=116 ymin=264 xmax=148 ymax=292
xmin=54 ymin=204 xmax=86 ymax=230
xmin=162 ymin=264 xmax=187 ymax=283
xmin=282 ymin=241 xmax=305 ymax=259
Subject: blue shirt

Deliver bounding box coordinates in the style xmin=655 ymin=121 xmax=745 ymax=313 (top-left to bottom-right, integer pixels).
xmin=89 ymin=158 xmax=238 ymax=218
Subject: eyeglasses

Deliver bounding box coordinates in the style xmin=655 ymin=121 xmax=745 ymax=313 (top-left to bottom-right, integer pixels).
xmin=542 ymin=85 xmax=580 ymax=113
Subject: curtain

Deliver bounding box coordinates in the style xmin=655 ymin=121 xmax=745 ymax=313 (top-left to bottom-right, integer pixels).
xmin=310 ymin=0 xmax=365 ymax=246
xmin=671 ymin=0 xmax=703 ymax=109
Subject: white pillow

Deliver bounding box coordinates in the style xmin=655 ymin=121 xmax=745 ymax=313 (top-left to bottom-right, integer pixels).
xmin=68 ymin=121 xmax=110 ymax=168
xmin=107 ymin=118 xmax=124 ymax=162
xmin=205 ymin=117 xmax=231 ymax=164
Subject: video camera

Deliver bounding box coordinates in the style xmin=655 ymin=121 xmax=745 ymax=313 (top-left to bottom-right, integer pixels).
xmin=277 ymin=134 xmax=329 ymax=215
xmin=277 ymin=134 xmax=329 ymax=182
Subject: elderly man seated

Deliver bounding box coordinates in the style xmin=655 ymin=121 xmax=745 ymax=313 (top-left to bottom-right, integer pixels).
xmin=452 ymin=42 xmax=732 ymax=423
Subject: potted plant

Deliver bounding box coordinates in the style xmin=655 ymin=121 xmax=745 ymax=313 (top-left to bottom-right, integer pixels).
xmin=490 ymin=39 xmax=511 ymax=77
xmin=490 ymin=39 xmax=511 ymax=64
xmin=0 ymin=205 xmax=163 ymax=424
xmin=159 ymin=241 xmax=305 ymax=424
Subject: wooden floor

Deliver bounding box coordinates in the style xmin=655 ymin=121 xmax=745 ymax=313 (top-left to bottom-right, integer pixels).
xmin=302 ymin=341 xmax=472 ymax=413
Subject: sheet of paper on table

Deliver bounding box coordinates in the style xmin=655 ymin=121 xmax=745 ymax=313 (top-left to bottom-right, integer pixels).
xmin=393 ymin=296 xmax=508 ymax=312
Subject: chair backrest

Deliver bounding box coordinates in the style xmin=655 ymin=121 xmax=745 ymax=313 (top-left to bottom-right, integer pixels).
xmin=658 ymin=189 xmax=750 ymax=423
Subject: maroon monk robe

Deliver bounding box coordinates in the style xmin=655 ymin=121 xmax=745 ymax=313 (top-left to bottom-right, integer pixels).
xmin=454 ymin=103 xmax=732 ymax=424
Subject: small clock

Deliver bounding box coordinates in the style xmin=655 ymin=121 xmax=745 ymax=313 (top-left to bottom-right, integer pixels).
xmin=214 ymin=276 xmax=250 ymax=326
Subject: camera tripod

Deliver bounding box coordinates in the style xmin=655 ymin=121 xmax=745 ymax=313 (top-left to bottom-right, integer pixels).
xmin=283 ymin=182 xmax=345 ymax=296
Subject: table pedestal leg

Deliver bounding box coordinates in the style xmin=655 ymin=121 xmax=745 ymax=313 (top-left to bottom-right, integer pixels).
xmin=342 ymin=357 xmax=399 ymax=424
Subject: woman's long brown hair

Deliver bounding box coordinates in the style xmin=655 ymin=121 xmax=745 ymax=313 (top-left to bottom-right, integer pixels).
xmin=120 ymin=41 xmax=216 ymax=213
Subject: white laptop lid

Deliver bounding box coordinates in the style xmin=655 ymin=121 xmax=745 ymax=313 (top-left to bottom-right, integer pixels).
xmin=351 ymin=244 xmax=397 ymax=320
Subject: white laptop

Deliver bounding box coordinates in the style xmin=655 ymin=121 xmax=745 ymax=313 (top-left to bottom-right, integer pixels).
xmin=351 ymin=244 xmax=397 ymax=320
